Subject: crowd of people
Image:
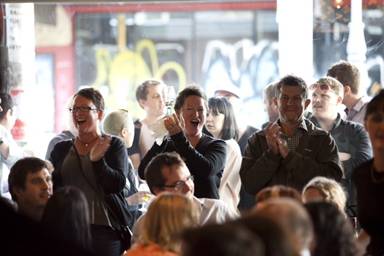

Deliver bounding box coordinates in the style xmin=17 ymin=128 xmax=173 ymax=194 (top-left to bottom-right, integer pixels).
xmin=1 ymin=60 xmax=384 ymax=256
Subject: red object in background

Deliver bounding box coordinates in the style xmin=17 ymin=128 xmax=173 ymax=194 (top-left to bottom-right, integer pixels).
xmin=10 ymin=88 xmax=26 ymax=141
xmin=11 ymin=118 xmax=25 ymax=141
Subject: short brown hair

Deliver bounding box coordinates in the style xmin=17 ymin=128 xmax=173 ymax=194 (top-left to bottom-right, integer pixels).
xmin=135 ymin=79 xmax=163 ymax=102
xmin=327 ymin=61 xmax=360 ymax=94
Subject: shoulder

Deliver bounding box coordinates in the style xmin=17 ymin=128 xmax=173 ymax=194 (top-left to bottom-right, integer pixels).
xmin=304 ymin=119 xmax=329 ymax=136
xmin=225 ymin=139 xmax=241 ymax=154
xmin=201 ymin=134 xmax=226 ymax=147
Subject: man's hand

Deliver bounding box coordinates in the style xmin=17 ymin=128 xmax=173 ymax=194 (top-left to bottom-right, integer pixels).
xmin=265 ymin=122 xmax=281 ymax=155
xmin=277 ymin=136 xmax=289 ymax=158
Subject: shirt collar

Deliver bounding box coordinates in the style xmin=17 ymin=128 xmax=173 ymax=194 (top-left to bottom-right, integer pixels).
xmin=352 ymin=96 xmax=369 ymax=112
xmin=277 ymin=118 xmax=308 ymax=133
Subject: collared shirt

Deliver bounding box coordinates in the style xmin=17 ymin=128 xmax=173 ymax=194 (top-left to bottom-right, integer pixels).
xmin=345 ymin=96 xmax=370 ymax=125
xmin=279 ymin=119 xmax=306 ymax=152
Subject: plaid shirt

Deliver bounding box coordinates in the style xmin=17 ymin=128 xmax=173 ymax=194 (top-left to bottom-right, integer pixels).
xmin=279 ymin=119 xmax=307 ymax=151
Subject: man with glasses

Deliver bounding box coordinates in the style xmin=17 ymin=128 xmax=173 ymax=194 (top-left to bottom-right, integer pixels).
xmin=132 ymin=152 xmax=236 ymax=243
xmin=240 ymin=75 xmax=343 ymax=198
xmin=309 ymin=77 xmax=372 ymax=218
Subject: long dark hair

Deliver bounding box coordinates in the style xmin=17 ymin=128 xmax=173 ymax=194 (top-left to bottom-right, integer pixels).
xmin=208 ymin=97 xmax=239 ymax=140
xmin=41 ymin=186 xmax=92 ymax=251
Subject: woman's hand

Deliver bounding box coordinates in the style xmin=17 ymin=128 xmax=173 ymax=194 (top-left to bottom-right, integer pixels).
xmin=164 ymin=113 xmax=183 ymax=136
xmin=90 ymin=135 xmax=111 ymax=161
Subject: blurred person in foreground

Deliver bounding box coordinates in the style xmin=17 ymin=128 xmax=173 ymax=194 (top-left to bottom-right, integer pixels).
xmin=125 ymin=193 xmax=199 ymax=256
xmin=255 ymin=198 xmax=313 ymax=256
xmin=240 ymin=75 xmax=343 ymax=197
xmin=353 ymin=89 xmax=384 ymax=256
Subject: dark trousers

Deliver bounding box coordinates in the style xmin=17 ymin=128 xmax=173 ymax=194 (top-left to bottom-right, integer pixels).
xmin=91 ymin=225 xmax=124 ymax=256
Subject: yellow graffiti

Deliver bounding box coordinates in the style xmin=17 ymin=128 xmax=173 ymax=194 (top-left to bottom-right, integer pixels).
xmin=93 ymin=39 xmax=187 ymax=116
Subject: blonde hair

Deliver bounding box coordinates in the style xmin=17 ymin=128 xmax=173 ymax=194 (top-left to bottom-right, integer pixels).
xmin=311 ymin=76 xmax=345 ymax=98
xmin=256 ymin=185 xmax=302 ymax=204
xmin=141 ymin=193 xmax=200 ymax=252
xmin=302 ymin=176 xmax=347 ymax=214
xmin=103 ymin=109 xmax=132 ymax=137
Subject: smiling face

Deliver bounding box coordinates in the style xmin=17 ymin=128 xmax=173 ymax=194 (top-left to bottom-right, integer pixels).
xmin=276 ymin=85 xmax=310 ymax=124
xmin=71 ymin=95 xmax=102 ymax=134
xmin=140 ymin=84 xmax=166 ymax=118
xmin=178 ymin=95 xmax=207 ymax=138
xmin=161 ymin=164 xmax=194 ymax=199
xmin=206 ymin=110 xmax=225 ymax=139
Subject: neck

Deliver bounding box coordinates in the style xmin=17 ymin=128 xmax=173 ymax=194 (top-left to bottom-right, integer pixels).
xmin=344 ymin=94 xmax=361 ymax=110
xmin=77 ymin=132 xmax=100 ymax=144
xmin=280 ymin=120 xmax=300 ymax=137
xmin=186 ymin=133 xmax=202 ymax=148
xmin=18 ymin=205 xmax=43 ymax=222
xmin=315 ymin=114 xmax=337 ymax=131
xmin=373 ymin=156 xmax=384 ymax=173
xmin=143 ymin=114 xmax=163 ymax=125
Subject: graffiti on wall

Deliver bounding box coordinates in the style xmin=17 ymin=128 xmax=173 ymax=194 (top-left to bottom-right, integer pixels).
xmin=92 ymin=39 xmax=187 ymax=115
xmin=202 ymin=39 xmax=279 ymax=128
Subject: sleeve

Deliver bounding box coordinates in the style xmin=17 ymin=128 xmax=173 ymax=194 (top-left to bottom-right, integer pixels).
xmin=1 ymin=129 xmax=24 ymax=167
xmin=92 ymin=137 xmax=128 ymax=194
xmin=49 ymin=142 xmax=69 ymax=190
xmin=138 ymin=140 xmax=168 ymax=179
xmin=343 ymin=125 xmax=372 ymax=179
xmin=171 ymin=132 xmax=226 ymax=178
xmin=283 ymin=133 xmax=343 ymax=183
xmin=239 ymin=133 xmax=282 ymax=195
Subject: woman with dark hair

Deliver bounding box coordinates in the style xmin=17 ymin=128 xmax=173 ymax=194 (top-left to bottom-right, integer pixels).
xmin=304 ymin=202 xmax=360 ymax=256
xmin=49 ymin=87 xmax=132 ymax=256
xmin=353 ymin=89 xmax=384 ymax=256
xmin=42 ymin=186 xmax=92 ymax=252
xmin=138 ymin=86 xmax=227 ymax=199
xmin=205 ymin=97 xmax=242 ymax=213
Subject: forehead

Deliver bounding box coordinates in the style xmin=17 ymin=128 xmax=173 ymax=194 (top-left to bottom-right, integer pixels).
xmin=280 ymin=85 xmax=303 ymax=96
xmin=26 ymin=168 xmax=51 ymax=180
xmin=161 ymin=164 xmax=190 ymax=183
xmin=147 ymin=84 xmax=165 ymax=95
xmin=183 ymin=95 xmax=205 ymax=107
xmin=73 ymin=95 xmax=94 ymax=106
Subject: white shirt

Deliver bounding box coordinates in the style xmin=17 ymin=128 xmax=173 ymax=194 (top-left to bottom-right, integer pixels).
xmin=218 ymin=139 xmax=242 ymax=214
xmin=0 ymin=125 xmax=25 ymax=198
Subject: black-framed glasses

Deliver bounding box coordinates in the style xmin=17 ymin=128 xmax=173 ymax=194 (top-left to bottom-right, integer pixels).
xmin=162 ymin=175 xmax=194 ymax=191
xmin=69 ymin=106 xmax=98 ymax=113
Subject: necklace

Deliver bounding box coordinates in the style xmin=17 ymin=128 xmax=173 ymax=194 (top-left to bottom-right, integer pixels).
xmin=76 ymin=136 xmax=99 ymax=147
xmin=370 ymin=164 xmax=384 ymax=183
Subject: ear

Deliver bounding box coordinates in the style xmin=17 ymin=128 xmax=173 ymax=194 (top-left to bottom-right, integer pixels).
xmin=304 ymin=99 xmax=311 ymax=110
xmin=344 ymin=85 xmax=351 ymax=95
xmin=97 ymin=110 xmax=104 ymax=120
xmin=273 ymin=97 xmax=278 ymax=107
xmin=121 ymin=127 xmax=128 ymax=139
xmin=336 ymin=95 xmax=343 ymax=105
xmin=138 ymin=99 xmax=146 ymax=109
xmin=13 ymin=187 xmax=23 ymax=199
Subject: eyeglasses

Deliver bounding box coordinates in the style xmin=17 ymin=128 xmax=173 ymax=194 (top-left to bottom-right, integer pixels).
xmin=69 ymin=106 xmax=98 ymax=113
xmin=162 ymin=175 xmax=194 ymax=191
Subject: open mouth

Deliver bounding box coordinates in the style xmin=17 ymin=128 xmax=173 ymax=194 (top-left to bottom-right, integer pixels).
xmin=191 ymin=120 xmax=200 ymax=127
